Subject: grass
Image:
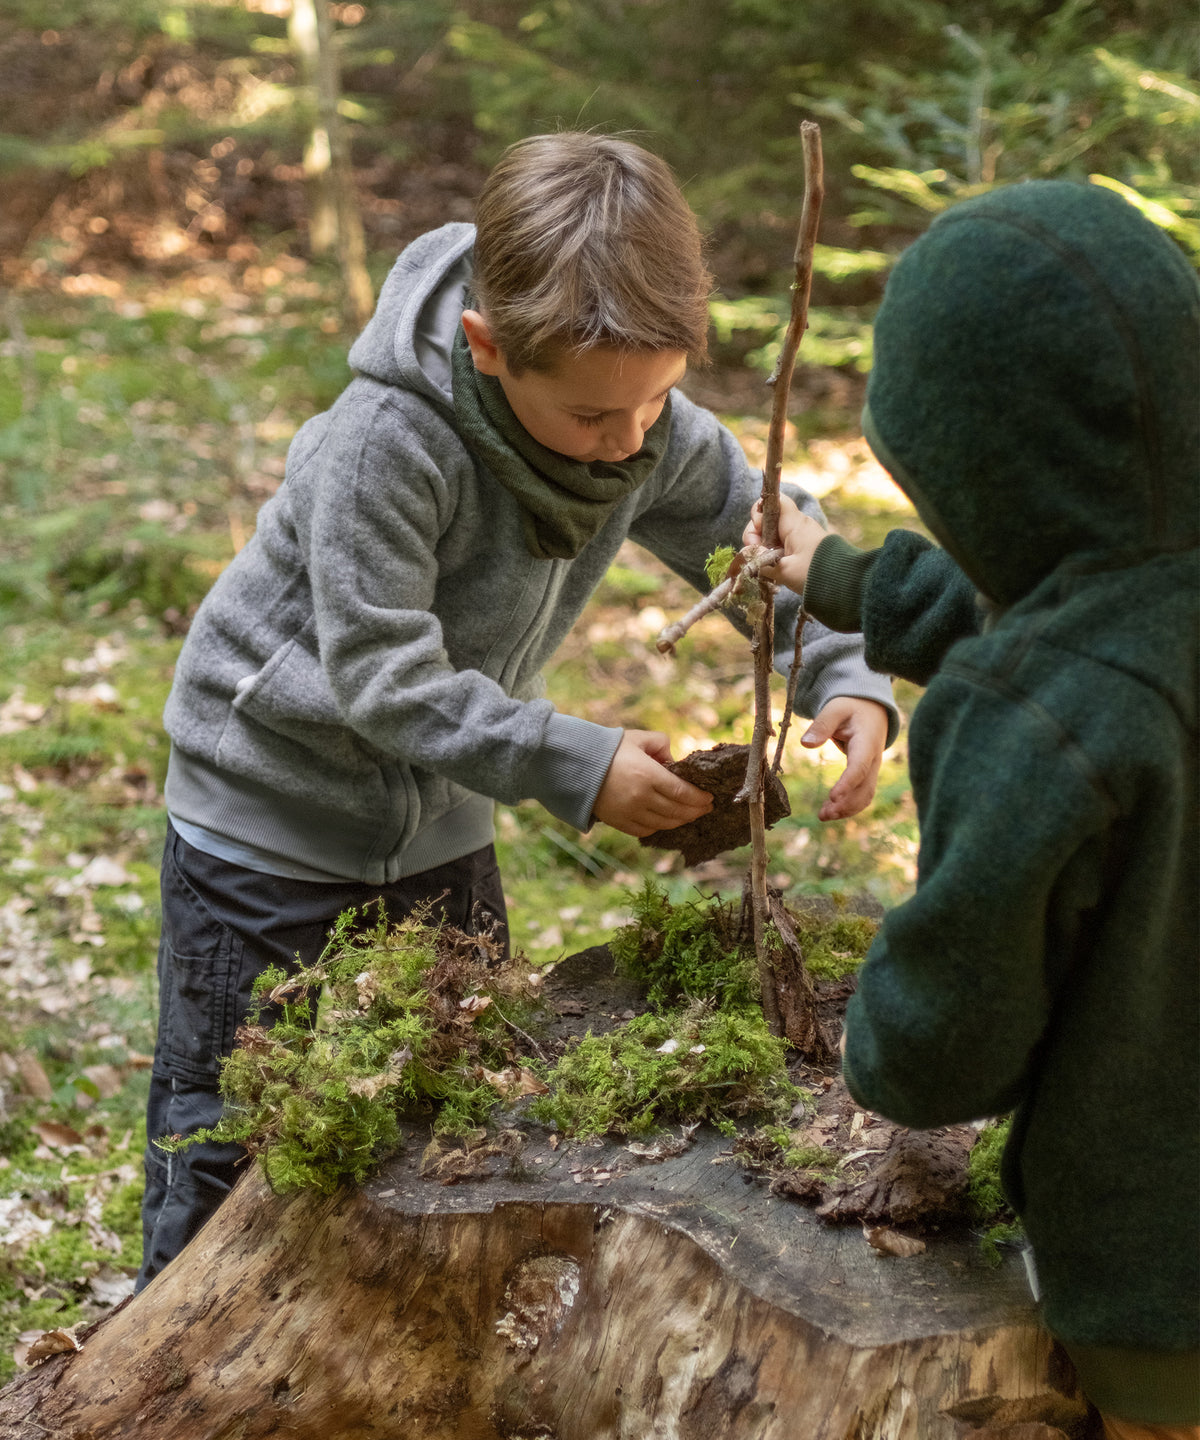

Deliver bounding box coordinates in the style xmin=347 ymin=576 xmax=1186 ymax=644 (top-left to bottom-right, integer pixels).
xmin=0 ymin=261 xmax=925 ymax=1382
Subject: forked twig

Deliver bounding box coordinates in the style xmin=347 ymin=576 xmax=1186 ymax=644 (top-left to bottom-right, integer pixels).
xmin=647 ymin=124 xmax=826 ymax=1044
xmin=740 ymin=121 xmax=824 ymax=1037
xmin=655 ymin=547 xmax=782 ymax=656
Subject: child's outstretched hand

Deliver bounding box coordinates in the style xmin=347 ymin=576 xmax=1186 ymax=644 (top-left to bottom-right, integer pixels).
xmin=594 ymin=730 xmax=713 ymax=837
xmin=742 ymin=495 xmax=827 ymax=595
xmin=803 ymin=696 xmax=889 ymax=821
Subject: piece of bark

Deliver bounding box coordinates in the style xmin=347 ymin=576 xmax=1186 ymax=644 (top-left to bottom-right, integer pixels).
xmin=640 ymin=743 xmax=790 ymax=866
xmin=765 ymin=889 xmax=834 ymax=1062
xmin=815 ymin=1126 xmax=974 ymax=1226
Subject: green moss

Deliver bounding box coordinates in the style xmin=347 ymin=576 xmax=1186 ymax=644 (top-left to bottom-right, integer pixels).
xmin=704 ymin=545 xmax=737 ymax=589
xmin=609 ymin=879 xmax=758 ymax=1014
xmin=611 ymin=882 xmax=878 ymax=1002
xmin=100 ymin=1180 xmax=145 ymax=1239
xmin=788 ymin=908 xmax=877 ymax=981
xmin=781 ymin=1144 xmax=838 ymax=1171
xmin=737 ymin=1125 xmax=838 ymax=1175
xmin=161 ymin=904 xmax=541 ymax=1194
xmin=530 ymin=1003 xmax=798 ymax=1139
xmin=967 ymin=1118 xmax=1024 ymax=1264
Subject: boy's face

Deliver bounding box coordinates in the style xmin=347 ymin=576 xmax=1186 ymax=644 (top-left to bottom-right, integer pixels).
xmin=461 ymin=311 xmax=685 ymax=463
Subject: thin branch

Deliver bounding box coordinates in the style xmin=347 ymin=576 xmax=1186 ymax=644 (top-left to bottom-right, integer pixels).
xmin=759 ymin=121 xmax=825 ymax=580
xmin=738 ymin=122 xmax=823 ymax=806
xmin=489 ymin=999 xmax=548 ymax=1064
xmin=655 ymin=547 xmax=781 ymax=656
xmin=770 ymin=605 xmax=810 ymax=777
xmin=742 ymin=122 xmax=825 ymax=1039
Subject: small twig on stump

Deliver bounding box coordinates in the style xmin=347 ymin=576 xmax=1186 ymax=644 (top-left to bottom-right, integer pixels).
xmin=740 ymin=121 xmax=825 ymax=1038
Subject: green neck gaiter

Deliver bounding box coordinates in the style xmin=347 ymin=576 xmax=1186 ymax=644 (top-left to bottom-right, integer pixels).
xmin=451 ymin=325 xmax=672 ymax=561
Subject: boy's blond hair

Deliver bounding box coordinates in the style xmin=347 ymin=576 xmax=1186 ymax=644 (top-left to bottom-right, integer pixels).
xmin=472 ymin=132 xmax=712 ymax=374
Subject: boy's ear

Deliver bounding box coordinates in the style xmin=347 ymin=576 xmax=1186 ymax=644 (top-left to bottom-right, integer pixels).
xmin=461 ymin=310 xmax=504 ymax=376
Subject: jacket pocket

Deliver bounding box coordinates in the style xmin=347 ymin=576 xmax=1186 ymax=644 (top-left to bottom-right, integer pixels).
xmin=225 ymin=623 xmax=385 ymax=785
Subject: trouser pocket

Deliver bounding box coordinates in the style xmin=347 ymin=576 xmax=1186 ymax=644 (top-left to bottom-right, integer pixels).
xmin=153 ymin=831 xmax=259 ymax=1083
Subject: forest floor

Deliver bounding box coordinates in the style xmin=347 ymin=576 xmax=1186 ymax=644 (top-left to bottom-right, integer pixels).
xmin=0 ymin=247 xmax=927 ymax=1381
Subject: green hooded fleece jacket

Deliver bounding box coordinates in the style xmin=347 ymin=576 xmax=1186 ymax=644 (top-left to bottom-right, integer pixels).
xmin=816 ymin=182 xmax=1199 ymax=1422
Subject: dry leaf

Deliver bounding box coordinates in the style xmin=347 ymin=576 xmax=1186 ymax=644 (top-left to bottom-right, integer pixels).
xmin=23 ymin=1329 xmax=82 ymax=1365
xmin=459 ymin=994 xmax=492 ymax=1015
xmin=267 ymin=976 xmax=311 ymax=1005
xmin=11 ymin=763 xmax=38 ymax=794
xmin=656 ymin=1038 xmax=681 ymax=1054
xmin=479 ymin=1066 xmax=548 ymax=1098
xmin=863 ymin=1224 xmax=926 ymax=1258
xmin=80 ymin=1064 xmax=123 ymax=1099
xmin=512 ymin=1067 xmax=549 ymax=1097
xmin=0 ymin=689 xmax=46 ymax=734
xmin=15 ymin=1052 xmax=53 ymax=1101
xmin=88 ymin=1267 xmax=136 ymax=1307
xmin=625 ymin=1129 xmax=696 ymax=1162
xmin=354 ymin=970 xmax=378 ymax=1009
xmin=0 ymin=1198 xmax=55 ymax=1252
xmin=75 ymin=856 xmax=135 ymax=888
xmin=234 ymin=1024 xmax=275 ymax=1055
xmin=31 ymin=1121 xmax=86 ymax=1151
xmin=347 ymin=1046 xmax=411 ymax=1099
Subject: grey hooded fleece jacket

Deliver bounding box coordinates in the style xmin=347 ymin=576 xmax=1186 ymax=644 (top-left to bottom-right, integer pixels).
xmin=163 ymin=223 xmax=897 ymax=884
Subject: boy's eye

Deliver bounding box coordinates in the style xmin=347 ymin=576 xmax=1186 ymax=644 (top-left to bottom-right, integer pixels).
xmin=574 ymin=413 xmax=605 ymax=428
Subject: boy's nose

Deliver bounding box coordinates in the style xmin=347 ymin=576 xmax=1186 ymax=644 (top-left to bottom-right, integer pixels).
xmin=604 ymin=412 xmax=647 ymax=459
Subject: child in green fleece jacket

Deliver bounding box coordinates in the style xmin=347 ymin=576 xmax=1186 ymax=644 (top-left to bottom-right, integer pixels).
xmin=748 ymin=181 xmax=1199 ymax=1434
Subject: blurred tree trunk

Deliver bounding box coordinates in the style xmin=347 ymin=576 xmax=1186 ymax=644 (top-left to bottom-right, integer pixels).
xmin=289 ymin=0 xmax=374 ymax=330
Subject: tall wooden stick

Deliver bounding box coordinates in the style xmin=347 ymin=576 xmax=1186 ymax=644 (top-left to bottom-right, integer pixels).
xmin=740 ymin=122 xmax=825 ymax=1037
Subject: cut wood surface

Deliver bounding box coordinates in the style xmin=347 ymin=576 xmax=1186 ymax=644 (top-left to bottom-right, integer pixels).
xmin=0 ymin=948 xmax=1093 ymax=1440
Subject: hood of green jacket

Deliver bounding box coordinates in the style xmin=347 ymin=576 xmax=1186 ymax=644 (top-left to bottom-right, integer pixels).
xmin=864 ymin=181 xmax=1200 ymax=607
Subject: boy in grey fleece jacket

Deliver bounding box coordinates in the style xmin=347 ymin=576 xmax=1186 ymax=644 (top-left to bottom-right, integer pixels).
xmin=139 ymin=133 xmax=897 ymax=1287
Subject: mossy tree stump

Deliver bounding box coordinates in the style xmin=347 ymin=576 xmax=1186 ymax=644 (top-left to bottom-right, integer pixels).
xmin=0 ymin=947 xmax=1095 ymax=1440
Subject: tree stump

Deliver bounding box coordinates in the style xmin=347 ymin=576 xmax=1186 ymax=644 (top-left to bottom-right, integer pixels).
xmin=0 ymin=948 xmax=1094 ymax=1440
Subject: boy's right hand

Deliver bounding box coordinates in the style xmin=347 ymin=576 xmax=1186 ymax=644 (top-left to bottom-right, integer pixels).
xmin=743 ymin=496 xmax=827 ymax=595
xmin=593 ymin=730 xmax=713 ymax=837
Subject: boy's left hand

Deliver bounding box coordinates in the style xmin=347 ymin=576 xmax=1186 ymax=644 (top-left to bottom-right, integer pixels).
xmin=802 ymin=697 xmax=889 ymax=821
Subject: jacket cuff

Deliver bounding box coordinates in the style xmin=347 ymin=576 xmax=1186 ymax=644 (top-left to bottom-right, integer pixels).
xmin=804 ymin=534 xmax=880 ymax=634
xmin=523 ymin=711 xmax=624 ymax=833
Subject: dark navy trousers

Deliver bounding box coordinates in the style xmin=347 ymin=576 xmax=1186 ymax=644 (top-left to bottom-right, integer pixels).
xmin=137 ymin=822 xmax=508 ymax=1290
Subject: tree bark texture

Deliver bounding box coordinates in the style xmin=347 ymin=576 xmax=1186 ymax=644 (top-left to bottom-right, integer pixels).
xmin=0 ymin=1131 xmax=1090 ymax=1440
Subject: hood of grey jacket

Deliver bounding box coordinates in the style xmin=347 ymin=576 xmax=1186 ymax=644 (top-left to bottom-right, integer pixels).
xmin=347 ymin=222 xmax=475 ymax=406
